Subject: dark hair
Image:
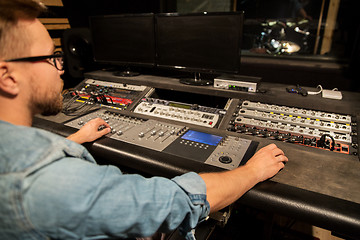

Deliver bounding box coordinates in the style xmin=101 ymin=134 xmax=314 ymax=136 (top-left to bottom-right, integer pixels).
xmin=0 ymin=0 xmax=47 ymax=59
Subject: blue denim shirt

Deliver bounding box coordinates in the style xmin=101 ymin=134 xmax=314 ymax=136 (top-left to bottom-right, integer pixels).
xmin=0 ymin=120 xmax=210 ymax=240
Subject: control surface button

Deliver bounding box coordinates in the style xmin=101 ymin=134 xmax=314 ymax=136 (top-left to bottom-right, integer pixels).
xmin=219 ymin=155 xmax=232 ymax=164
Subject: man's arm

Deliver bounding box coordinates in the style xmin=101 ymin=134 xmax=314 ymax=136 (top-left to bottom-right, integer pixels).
xmin=67 ymin=118 xmax=111 ymax=144
xmin=200 ymin=144 xmax=288 ymax=212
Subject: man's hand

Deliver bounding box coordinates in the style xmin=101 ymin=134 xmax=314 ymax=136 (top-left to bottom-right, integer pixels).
xmin=245 ymin=143 xmax=288 ymax=183
xmin=67 ymin=118 xmax=111 ymax=144
xmin=200 ymin=143 xmax=288 ymax=212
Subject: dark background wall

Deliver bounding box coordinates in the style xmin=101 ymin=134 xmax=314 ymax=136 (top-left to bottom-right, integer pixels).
xmin=59 ymin=0 xmax=360 ymax=92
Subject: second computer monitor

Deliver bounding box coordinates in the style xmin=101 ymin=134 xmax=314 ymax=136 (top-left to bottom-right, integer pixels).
xmin=156 ymin=12 xmax=244 ymax=76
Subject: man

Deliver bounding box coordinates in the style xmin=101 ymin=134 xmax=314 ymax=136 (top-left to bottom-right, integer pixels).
xmin=0 ymin=0 xmax=288 ymax=239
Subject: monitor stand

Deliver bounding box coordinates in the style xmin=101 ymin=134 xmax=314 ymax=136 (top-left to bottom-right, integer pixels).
xmin=113 ymin=68 xmax=140 ymax=77
xmin=179 ymin=73 xmax=212 ymax=86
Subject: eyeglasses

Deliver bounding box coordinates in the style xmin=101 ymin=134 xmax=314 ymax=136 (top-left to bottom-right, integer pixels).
xmin=5 ymin=51 xmax=64 ymax=71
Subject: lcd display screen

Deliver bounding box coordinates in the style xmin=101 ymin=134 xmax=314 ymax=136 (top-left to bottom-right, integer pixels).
xmin=181 ymin=130 xmax=223 ymax=146
xmin=169 ymin=102 xmax=192 ymax=109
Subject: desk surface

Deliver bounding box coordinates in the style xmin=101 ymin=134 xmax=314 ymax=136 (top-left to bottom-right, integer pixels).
xmin=34 ymin=70 xmax=360 ymax=238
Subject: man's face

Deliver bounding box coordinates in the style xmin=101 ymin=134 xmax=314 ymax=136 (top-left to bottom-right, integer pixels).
xmin=20 ymin=19 xmax=64 ymax=116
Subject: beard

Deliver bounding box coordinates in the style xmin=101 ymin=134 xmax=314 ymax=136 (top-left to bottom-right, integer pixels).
xmin=37 ymin=94 xmax=63 ymax=116
xmin=30 ymin=80 xmax=64 ymax=116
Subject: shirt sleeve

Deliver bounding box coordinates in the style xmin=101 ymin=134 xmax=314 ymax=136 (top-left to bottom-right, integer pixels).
xmin=22 ymin=157 xmax=210 ymax=240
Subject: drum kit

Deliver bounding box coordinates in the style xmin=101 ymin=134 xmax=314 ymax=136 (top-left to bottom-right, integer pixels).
xmin=255 ymin=19 xmax=311 ymax=54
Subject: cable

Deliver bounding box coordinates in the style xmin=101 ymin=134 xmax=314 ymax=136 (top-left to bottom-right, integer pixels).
xmin=307 ymin=85 xmax=323 ymax=95
xmin=318 ymin=134 xmax=335 ymax=151
xmin=62 ymin=90 xmax=100 ymax=116
xmin=256 ymin=88 xmax=267 ymax=93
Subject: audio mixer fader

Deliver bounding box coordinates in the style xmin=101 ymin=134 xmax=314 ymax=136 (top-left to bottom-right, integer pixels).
xmin=65 ymin=109 xmax=257 ymax=170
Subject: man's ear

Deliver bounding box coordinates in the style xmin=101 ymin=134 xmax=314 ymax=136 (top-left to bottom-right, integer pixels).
xmin=0 ymin=61 xmax=20 ymax=96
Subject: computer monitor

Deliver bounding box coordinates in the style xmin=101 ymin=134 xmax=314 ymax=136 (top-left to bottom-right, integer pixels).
xmin=89 ymin=14 xmax=155 ymax=76
xmin=155 ymin=12 xmax=244 ymax=85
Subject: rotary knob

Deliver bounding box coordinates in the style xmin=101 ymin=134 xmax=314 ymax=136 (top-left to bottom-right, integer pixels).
xmin=219 ymin=156 xmax=232 ymax=164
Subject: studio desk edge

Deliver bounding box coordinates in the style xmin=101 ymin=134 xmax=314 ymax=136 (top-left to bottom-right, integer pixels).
xmin=32 ymin=71 xmax=360 ymax=238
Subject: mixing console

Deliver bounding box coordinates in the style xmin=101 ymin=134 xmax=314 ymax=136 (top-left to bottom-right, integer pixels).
xmin=228 ymin=100 xmax=356 ymax=154
xmin=65 ymin=109 xmax=255 ymax=170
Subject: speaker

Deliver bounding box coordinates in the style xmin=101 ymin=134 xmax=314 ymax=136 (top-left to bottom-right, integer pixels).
xmin=61 ymin=28 xmax=94 ymax=80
